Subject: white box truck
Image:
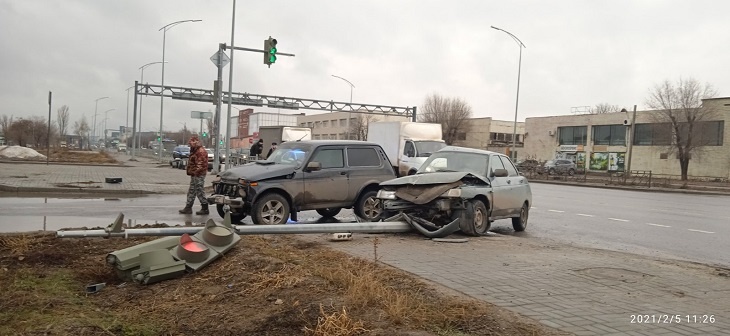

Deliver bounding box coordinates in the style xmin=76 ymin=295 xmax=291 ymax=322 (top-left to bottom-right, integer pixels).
xmin=257 ymin=126 xmax=313 ymax=158
xmin=367 ymin=121 xmax=446 ymax=176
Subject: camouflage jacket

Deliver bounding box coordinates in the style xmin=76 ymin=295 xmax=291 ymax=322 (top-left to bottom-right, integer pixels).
xmin=187 ymin=145 xmax=208 ymax=177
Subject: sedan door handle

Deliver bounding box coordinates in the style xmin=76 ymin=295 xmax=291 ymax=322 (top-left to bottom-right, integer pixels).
xmin=507 ymin=179 xmax=512 ymax=184
xmin=340 ymin=171 xmax=347 ymax=175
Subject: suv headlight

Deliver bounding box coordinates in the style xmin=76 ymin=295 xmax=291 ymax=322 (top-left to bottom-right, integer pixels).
xmin=440 ymin=188 xmax=462 ymax=198
xmin=377 ymin=190 xmax=397 ymax=200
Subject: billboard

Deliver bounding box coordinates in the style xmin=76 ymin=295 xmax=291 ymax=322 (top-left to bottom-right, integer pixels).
xmin=590 ymin=152 xmax=625 ymax=171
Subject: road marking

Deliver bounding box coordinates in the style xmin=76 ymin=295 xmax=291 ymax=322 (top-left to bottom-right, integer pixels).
xmin=647 ymin=223 xmax=671 ymax=228
xmin=687 ymin=229 xmax=715 ymax=234
xmin=548 ymin=210 xmax=564 ymax=213
xmin=576 ymin=214 xmax=594 ymax=217
xmin=608 ymin=218 xmax=629 ymax=222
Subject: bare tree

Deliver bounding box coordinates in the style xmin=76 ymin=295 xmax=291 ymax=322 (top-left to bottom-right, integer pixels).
xmin=73 ymin=116 xmax=91 ymax=150
xmin=645 ymin=78 xmax=719 ymax=181
xmin=57 ymin=105 xmax=70 ymax=139
xmin=590 ymin=103 xmax=622 ymax=114
xmin=7 ymin=118 xmax=34 ymax=146
xmin=418 ymin=93 xmax=473 ymax=145
xmin=348 ymin=114 xmax=380 ymax=140
xmin=29 ymin=116 xmax=57 ymax=149
xmin=0 ymin=115 xmax=12 ymax=142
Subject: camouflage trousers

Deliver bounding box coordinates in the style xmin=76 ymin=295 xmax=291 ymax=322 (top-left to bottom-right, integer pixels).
xmin=185 ymin=176 xmax=208 ymax=207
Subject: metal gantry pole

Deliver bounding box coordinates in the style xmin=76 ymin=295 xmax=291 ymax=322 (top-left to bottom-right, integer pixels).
xmin=224 ymin=0 xmax=237 ymax=172
xmin=491 ymin=26 xmax=525 ymax=160
xmin=47 ymin=91 xmax=51 ymax=165
xmin=131 ymin=81 xmax=139 ymax=160
xmin=213 ymin=43 xmax=225 ymax=174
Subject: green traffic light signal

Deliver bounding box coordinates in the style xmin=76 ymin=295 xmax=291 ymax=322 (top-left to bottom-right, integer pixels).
xmin=264 ymin=37 xmax=278 ymax=66
xmin=202 ymin=132 xmax=207 ymax=138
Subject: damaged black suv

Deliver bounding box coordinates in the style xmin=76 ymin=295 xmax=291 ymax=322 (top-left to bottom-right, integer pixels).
xmin=377 ymin=146 xmax=532 ymax=237
xmin=207 ymin=140 xmax=396 ymax=224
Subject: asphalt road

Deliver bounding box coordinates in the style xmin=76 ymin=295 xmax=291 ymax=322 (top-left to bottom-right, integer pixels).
xmin=1 ymin=183 xmax=728 ymax=267
xmin=490 ymin=183 xmax=730 ymax=268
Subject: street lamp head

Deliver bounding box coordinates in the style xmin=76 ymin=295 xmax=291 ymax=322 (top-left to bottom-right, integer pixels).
xmin=96 ymin=96 xmax=109 ymax=102
xmin=159 ymin=19 xmax=203 ymax=31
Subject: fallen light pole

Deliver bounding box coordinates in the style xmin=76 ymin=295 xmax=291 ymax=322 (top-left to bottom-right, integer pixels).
xmin=55 ymin=213 xmax=413 ymax=239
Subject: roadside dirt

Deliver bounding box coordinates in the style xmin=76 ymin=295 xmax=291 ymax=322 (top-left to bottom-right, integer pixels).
xmin=0 ymin=232 xmax=568 ymax=336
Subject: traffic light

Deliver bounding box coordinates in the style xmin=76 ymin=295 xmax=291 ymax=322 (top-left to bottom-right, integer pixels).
xmin=106 ymin=236 xmax=180 ymax=281
xmin=202 ymin=132 xmax=208 ymax=138
xmin=264 ymin=37 xmax=277 ymax=67
xmin=131 ymin=249 xmax=186 ymax=285
xmin=170 ymin=216 xmax=241 ymax=271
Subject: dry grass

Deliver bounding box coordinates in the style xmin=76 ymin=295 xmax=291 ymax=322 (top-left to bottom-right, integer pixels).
xmin=304 ymin=304 xmax=370 ymax=336
xmin=0 ymin=234 xmax=34 ymax=255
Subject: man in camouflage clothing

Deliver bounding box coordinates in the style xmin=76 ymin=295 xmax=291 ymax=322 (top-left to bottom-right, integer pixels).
xmin=179 ymin=134 xmax=209 ymax=215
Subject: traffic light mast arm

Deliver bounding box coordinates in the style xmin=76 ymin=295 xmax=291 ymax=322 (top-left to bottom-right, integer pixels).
xmin=223 ymin=44 xmax=295 ymax=57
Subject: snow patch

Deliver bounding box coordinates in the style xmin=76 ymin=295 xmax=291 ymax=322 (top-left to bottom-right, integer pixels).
xmin=0 ymin=146 xmax=47 ymax=160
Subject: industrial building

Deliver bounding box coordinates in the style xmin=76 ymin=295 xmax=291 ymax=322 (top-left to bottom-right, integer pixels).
xmin=450 ymin=117 xmax=525 ymax=158
xmin=296 ymin=111 xmax=409 ymax=140
xmin=523 ymin=97 xmax=729 ymax=178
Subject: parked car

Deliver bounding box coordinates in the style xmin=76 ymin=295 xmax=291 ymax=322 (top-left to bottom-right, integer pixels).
xmin=376 ymin=146 xmax=532 ymax=237
xmin=543 ymin=159 xmax=576 ymax=175
xmin=515 ymin=159 xmax=539 ymax=172
xmin=169 ymin=145 xmax=190 ymax=168
xmin=207 ymin=140 xmax=397 ymax=224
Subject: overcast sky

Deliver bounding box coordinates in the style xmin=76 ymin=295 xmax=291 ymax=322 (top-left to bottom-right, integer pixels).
xmin=1 ymin=0 xmax=729 ymax=135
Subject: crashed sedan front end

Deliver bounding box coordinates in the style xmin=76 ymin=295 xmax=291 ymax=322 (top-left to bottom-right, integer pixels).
xmin=377 ymin=172 xmax=492 ymax=237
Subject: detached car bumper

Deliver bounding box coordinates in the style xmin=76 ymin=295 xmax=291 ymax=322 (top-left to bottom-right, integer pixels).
xmin=207 ymin=194 xmax=246 ymax=208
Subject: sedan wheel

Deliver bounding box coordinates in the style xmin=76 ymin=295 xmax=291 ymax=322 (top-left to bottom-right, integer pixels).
xmin=459 ymin=199 xmax=490 ymax=236
xmin=512 ymin=202 xmax=529 ymax=232
xmin=252 ymin=193 xmax=290 ymax=225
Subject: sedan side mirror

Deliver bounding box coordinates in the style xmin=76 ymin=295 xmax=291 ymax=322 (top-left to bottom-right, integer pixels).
xmin=306 ymin=161 xmax=321 ymax=172
xmin=493 ymin=169 xmax=509 ymax=177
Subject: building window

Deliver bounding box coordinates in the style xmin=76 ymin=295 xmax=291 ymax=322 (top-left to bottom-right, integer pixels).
xmin=340 ymin=119 xmax=347 ymax=127
xmin=633 ymin=123 xmax=671 ymax=146
xmin=338 ymin=133 xmax=345 ymax=139
xmin=322 ymin=120 xmax=329 ymax=128
xmin=683 ymin=121 xmax=724 ymax=146
xmin=592 ymin=125 xmax=626 ymax=146
xmin=660 ymin=153 xmax=668 ymax=159
xmin=558 ymin=126 xmax=587 ymax=145
xmin=456 ymin=133 xmax=467 ymax=141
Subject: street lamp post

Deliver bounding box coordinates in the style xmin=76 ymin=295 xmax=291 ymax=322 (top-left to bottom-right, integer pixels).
xmin=93 ymin=96 xmax=109 ymax=147
xmin=158 ymin=19 xmax=202 ymax=163
xmin=125 ymin=85 xmax=134 ymax=136
xmin=491 ymin=26 xmax=526 ymax=160
xmin=137 ymin=61 xmax=167 ymax=153
xmin=103 ymin=109 xmax=115 ymax=147
xmin=331 ymin=75 xmax=355 ymax=139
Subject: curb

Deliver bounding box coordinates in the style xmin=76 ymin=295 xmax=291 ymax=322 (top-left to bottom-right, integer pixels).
xmin=0 ymin=184 xmax=156 ymax=195
xmin=528 ymin=179 xmax=730 ymax=196
xmin=0 ymin=160 xmax=129 ymax=168
xmin=0 ymin=184 xmax=216 ymax=196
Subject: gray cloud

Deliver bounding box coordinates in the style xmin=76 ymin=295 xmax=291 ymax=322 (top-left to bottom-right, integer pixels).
xmin=1 ymin=0 xmax=728 ymax=135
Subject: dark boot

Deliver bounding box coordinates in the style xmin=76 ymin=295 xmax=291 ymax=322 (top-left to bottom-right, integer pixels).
xmin=179 ymin=206 xmax=193 ymax=214
xmin=196 ymin=203 xmax=210 ymax=215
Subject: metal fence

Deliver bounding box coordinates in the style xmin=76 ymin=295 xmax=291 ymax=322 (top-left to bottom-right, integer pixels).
xmin=608 ymin=170 xmax=652 ymax=188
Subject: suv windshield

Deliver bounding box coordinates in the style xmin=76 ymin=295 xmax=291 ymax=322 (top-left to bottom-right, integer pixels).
xmin=415 ymin=141 xmax=446 ymax=157
xmin=262 ymin=143 xmax=313 ymax=167
xmin=418 ymin=151 xmax=490 ymax=177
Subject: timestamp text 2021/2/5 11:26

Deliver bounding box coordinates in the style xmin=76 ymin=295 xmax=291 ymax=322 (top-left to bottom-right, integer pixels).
xmin=630 ymin=314 xmax=716 ymax=324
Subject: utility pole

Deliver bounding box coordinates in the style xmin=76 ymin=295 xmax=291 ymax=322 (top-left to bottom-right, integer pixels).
xmin=47 ymin=91 xmax=52 ymax=166
xmin=224 ymin=0 xmax=237 ymax=171
xmin=131 ymin=81 xmax=139 ymax=160
xmin=213 ymin=43 xmax=225 ymax=174
xmin=625 ymin=105 xmax=637 ymax=178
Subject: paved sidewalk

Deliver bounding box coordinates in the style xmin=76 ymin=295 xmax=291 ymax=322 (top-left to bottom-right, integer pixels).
xmin=0 ymin=153 xmax=196 ymax=194
xmin=299 ymin=233 xmax=730 ymax=336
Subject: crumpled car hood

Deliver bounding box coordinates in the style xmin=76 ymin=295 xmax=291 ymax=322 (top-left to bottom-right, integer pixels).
xmin=219 ymin=163 xmax=297 ymax=182
xmin=380 ymin=172 xmax=488 ymax=186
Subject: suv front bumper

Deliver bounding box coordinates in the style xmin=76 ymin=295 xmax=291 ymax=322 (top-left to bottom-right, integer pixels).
xmin=207 ymin=194 xmax=246 ymax=208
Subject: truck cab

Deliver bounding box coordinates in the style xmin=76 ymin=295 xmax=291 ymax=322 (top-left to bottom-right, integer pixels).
xmin=367 ymin=121 xmax=446 ymax=177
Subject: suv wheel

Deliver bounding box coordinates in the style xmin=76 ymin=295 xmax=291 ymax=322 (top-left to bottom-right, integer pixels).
xmin=568 ymin=168 xmax=575 ymax=176
xmin=316 ymin=208 xmax=342 ymax=218
xmin=252 ymin=193 xmax=290 ymax=225
xmin=512 ymin=202 xmax=529 ymax=232
xmin=459 ymin=199 xmax=490 ymax=236
xmin=216 ymin=204 xmax=247 ymax=223
xmin=354 ymin=190 xmax=382 ymax=222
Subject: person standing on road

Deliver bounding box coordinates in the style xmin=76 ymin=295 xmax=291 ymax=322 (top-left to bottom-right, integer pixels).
xmin=179 ymin=134 xmax=209 ymax=215
xmin=266 ymin=142 xmax=277 ymax=159
xmin=249 ymin=139 xmax=264 ymax=159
